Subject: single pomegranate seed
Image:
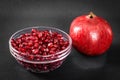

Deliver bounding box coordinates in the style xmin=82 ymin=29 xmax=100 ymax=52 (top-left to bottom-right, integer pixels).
xmin=43 ymin=52 xmax=47 ymax=55
xmin=39 ymin=41 xmax=43 ymax=45
xmin=41 ymin=37 xmax=45 ymax=41
xmin=49 ymin=50 xmax=55 ymax=54
xmin=12 ymin=42 xmax=17 ymax=47
xmin=19 ymin=44 xmax=24 ymax=48
xmin=28 ymin=40 xmax=33 ymax=46
xmin=53 ymin=44 xmax=58 ymax=48
xmin=41 ymin=47 xmax=45 ymax=52
xmin=44 ymin=48 xmax=49 ymax=52
xmin=34 ymin=39 xmax=39 ymax=43
xmin=16 ymin=38 xmax=22 ymax=43
xmin=61 ymin=46 xmax=66 ymax=50
xmin=37 ymin=32 xmax=43 ymax=38
xmin=53 ymin=39 xmax=58 ymax=44
xmin=22 ymin=42 xmax=28 ymax=46
xmin=20 ymin=34 xmax=25 ymax=38
xmin=57 ymin=34 xmax=63 ymax=39
xmin=32 ymin=32 xmax=37 ymax=36
xmin=34 ymin=43 xmax=39 ymax=48
xmin=29 ymin=55 xmax=34 ymax=60
xmin=21 ymin=37 xmax=26 ymax=41
xmin=20 ymin=48 xmax=26 ymax=52
xmin=50 ymin=47 xmax=56 ymax=51
xmin=48 ymin=42 xmax=53 ymax=48
xmin=44 ymin=39 xmax=49 ymax=43
xmin=25 ymin=33 xmax=31 ymax=36
xmin=31 ymin=28 xmax=37 ymax=33
xmin=64 ymin=41 xmax=69 ymax=47
xmin=52 ymin=32 xmax=58 ymax=37
xmin=32 ymin=49 xmax=39 ymax=54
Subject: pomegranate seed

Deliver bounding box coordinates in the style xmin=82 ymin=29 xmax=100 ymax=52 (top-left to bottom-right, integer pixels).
xmin=19 ymin=44 xmax=23 ymax=48
xmin=22 ymin=42 xmax=28 ymax=46
xmin=52 ymin=32 xmax=58 ymax=37
xmin=54 ymin=39 xmax=58 ymax=44
xmin=41 ymin=37 xmax=45 ymax=41
xmin=37 ymin=32 xmax=43 ymax=38
xmin=48 ymin=42 xmax=53 ymax=48
xmin=57 ymin=34 xmax=63 ymax=39
xmin=20 ymin=48 xmax=26 ymax=52
xmin=34 ymin=36 xmax=39 ymax=40
xmin=53 ymin=44 xmax=58 ymax=48
xmin=43 ymin=52 xmax=47 ymax=55
xmin=61 ymin=46 xmax=66 ymax=50
xmin=34 ymin=43 xmax=39 ymax=48
xmin=31 ymin=28 xmax=37 ymax=33
xmin=28 ymin=40 xmax=33 ymax=46
xmin=25 ymin=33 xmax=31 ymax=36
xmin=50 ymin=47 xmax=56 ymax=51
xmin=20 ymin=34 xmax=25 ymax=38
xmin=32 ymin=49 xmax=39 ymax=54
xmin=44 ymin=48 xmax=49 ymax=52
xmin=38 ymin=41 xmax=43 ymax=45
xmin=41 ymin=47 xmax=45 ymax=52
xmin=11 ymin=28 xmax=69 ymax=72
xmin=17 ymin=38 xmax=22 ymax=43
xmin=44 ymin=39 xmax=49 ymax=43
xmin=49 ymin=50 xmax=55 ymax=54
xmin=64 ymin=41 xmax=69 ymax=46
xmin=12 ymin=42 xmax=17 ymax=47
xmin=29 ymin=55 xmax=34 ymax=60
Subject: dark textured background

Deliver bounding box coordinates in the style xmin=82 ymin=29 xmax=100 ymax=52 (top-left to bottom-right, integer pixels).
xmin=0 ymin=0 xmax=120 ymax=80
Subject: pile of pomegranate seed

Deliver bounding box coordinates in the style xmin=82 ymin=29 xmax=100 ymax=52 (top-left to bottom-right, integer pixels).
xmin=11 ymin=29 xmax=69 ymax=59
xmin=11 ymin=28 xmax=69 ymax=72
xmin=18 ymin=59 xmax=63 ymax=72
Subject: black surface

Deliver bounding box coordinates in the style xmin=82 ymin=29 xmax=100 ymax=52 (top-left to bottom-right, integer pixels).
xmin=0 ymin=0 xmax=120 ymax=80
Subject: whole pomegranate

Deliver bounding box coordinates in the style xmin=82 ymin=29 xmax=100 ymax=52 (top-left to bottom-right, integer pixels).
xmin=69 ymin=12 xmax=113 ymax=56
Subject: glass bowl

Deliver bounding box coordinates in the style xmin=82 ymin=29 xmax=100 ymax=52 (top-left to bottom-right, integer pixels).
xmin=9 ymin=26 xmax=72 ymax=73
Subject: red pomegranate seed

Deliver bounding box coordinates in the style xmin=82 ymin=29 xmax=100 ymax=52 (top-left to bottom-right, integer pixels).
xmin=48 ymin=42 xmax=53 ymax=48
xmin=64 ymin=41 xmax=69 ymax=46
xmin=32 ymin=32 xmax=37 ymax=36
xmin=53 ymin=44 xmax=58 ymax=48
xmin=43 ymin=52 xmax=47 ymax=55
xmin=41 ymin=47 xmax=45 ymax=52
xmin=31 ymin=28 xmax=37 ymax=33
xmin=19 ymin=44 xmax=24 ymax=48
xmin=53 ymin=39 xmax=58 ymax=44
xmin=49 ymin=50 xmax=55 ymax=54
xmin=34 ymin=43 xmax=39 ymax=48
xmin=57 ymin=34 xmax=63 ymax=39
xmin=29 ymin=55 xmax=34 ymax=60
xmin=25 ymin=33 xmax=31 ymax=36
xmin=28 ymin=40 xmax=33 ymax=46
xmin=37 ymin=32 xmax=43 ymax=38
xmin=44 ymin=48 xmax=49 ymax=52
xmin=61 ymin=46 xmax=66 ymax=50
xmin=50 ymin=47 xmax=56 ymax=51
xmin=32 ymin=49 xmax=39 ymax=54
xmin=20 ymin=48 xmax=26 ymax=52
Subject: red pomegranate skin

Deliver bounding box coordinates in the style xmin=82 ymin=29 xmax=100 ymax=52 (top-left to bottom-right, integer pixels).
xmin=69 ymin=12 xmax=113 ymax=56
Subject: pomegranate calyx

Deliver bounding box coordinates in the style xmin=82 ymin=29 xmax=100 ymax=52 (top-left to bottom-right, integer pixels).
xmin=88 ymin=12 xmax=96 ymax=18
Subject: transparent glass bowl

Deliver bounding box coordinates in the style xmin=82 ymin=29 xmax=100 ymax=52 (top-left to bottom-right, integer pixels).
xmin=9 ymin=26 xmax=72 ymax=73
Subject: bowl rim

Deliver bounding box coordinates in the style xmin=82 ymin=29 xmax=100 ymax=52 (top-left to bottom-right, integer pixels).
xmin=9 ymin=26 xmax=72 ymax=63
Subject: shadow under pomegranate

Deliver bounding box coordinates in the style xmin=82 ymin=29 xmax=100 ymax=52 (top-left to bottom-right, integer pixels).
xmin=71 ymin=48 xmax=107 ymax=69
